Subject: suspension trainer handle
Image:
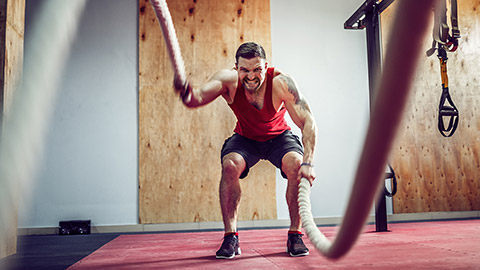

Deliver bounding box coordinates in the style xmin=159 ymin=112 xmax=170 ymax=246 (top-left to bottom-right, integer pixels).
xmin=438 ymin=84 xmax=459 ymax=137
xmin=436 ymin=45 xmax=458 ymax=137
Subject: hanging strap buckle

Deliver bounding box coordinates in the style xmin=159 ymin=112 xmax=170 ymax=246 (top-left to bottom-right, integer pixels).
xmin=427 ymin=0 xmax=460 ymax=56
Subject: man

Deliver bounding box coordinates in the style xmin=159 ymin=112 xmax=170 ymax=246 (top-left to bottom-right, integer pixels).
xmin=174 ymin=42 xmax=317 ymax=259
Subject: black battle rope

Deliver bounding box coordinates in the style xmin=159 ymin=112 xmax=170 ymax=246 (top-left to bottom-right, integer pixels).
xmin=426 ymin=0 xmax=460 ymax=137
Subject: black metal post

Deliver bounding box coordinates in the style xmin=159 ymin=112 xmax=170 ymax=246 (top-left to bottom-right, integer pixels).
xmin=365 ymin=4 xmax=389 ymax=233
xmin=365 ymin=8 xmax=381 ymax=105
xmin=345 ymin=0 xmax=395 ymax=232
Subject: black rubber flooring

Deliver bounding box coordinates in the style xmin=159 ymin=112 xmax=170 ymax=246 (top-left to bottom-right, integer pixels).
xmin=0 ymin=233 xmax=119 ymax=270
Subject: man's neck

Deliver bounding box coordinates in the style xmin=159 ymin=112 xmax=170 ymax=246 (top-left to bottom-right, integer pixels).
xmin=245 ymin=81 xmax=265 ymax=96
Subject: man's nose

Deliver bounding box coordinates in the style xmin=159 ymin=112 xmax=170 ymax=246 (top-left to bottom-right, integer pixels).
xmin=247 ymin=72 xmax=255 ymax=80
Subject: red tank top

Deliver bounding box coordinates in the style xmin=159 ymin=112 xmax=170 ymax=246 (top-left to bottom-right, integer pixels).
xmin=229 ymin=67 xmax=291 ymax=141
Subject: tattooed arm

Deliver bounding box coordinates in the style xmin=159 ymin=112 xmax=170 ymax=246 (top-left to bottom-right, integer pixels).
xmin=274 ymin=71 xmax=318 ymax=184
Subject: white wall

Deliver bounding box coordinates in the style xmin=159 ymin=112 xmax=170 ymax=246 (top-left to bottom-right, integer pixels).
xmin=19 ymin=0 xmax=372 ymax=228
xmin=19 ymin=0 xmax=138 ymax=228
xmin=270 ymin=0 xmax=371 ymax=219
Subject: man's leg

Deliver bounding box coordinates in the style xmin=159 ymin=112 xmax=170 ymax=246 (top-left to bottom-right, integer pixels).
xmin=216 ymin=152 xmax=246 ymax=259
xmin=219 ymin=152 xmax=246 ymax=233
xmin=281 ymin=151 xmax=309 ymax=256
xmin=282 ymin=151 xmax=303 ymax=231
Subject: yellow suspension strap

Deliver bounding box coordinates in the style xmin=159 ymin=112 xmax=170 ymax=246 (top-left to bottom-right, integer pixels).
xmin=437 ymin=47 xmax=459 ymax=137
xmin=426 ymin=0 xmax=460 ymax=137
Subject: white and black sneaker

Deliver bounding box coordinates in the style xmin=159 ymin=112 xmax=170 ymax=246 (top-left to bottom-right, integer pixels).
xmin=216 ymin=233 xmax=241 ymax=259
xmin=286 ymin=232 xmax=309 ymax=257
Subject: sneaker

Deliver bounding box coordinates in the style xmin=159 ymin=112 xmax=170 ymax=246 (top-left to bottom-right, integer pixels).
xmin=286 ymin=233 xmax=309 ymax=257
xmin=216 ymin=234 xmax=241 ymax=259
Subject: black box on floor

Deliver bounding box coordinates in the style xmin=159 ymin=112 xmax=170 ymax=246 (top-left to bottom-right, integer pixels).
xmin=59 ymin=220 xmax=91 ymax=235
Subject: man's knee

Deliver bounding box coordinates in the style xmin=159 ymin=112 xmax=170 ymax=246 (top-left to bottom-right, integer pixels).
xmin=222 ymin=153 xmax=246 ymax=180
xmin=281 ymin=152 xmax=303 ymax=180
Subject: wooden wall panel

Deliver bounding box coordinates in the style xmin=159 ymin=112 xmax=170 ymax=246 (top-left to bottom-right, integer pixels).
xmin=382 ymin=0 xmax=480 ymax=213
xmin=1 ymin=0 xmax=25 ymax=259
xmin=2 ymin=0 xmax=24 ymax=119
xmin=138 ymin=0 xmax=276 ymax=224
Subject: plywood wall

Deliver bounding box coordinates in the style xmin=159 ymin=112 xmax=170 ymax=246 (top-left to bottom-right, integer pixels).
xmin=0 ymin=0 xmax=25 ymax=259
xmin=2 ymin=0 xmax=23 ymax=120
xmin=138 ymin=0 xmax=276 ymax=224
xmin=381 ymin=0 xmax=480 ymax=213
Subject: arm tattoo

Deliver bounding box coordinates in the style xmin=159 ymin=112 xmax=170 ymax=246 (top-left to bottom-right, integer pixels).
xmin=279 ymin=74 xmax=309 ymax=110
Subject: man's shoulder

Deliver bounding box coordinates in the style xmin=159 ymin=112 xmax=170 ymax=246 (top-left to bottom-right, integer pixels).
xmin=214 ymin=68 xmax=238 ymax=83
xmin=272 ymin=68 xmax=293 ymax=85
xmin=271 ymin=68 xmax=289 ymax=87
xmin=271 ymin=67 xmax=290 ymax=78
xmin=271 ymin=68 xmax=297 ymax=101
xmin=214 ymin=69 xmax=238 ymax=103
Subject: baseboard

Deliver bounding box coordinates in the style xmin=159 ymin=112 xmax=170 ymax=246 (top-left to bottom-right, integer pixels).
xmin=387 ymin=211 xmax=480 ymax=223
xmin=17 ymin=211 xmax=480 ymax=236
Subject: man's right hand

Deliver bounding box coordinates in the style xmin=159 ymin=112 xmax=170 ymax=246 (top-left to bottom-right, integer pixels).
xmin=174 ymin=74 xmax=187 ymax=94
xmin=173 ymin=74 xmax=192 ymax=104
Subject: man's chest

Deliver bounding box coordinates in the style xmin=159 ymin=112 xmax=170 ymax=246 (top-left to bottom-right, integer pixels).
xmin=245 ymin=92 xmax=265 ymax=110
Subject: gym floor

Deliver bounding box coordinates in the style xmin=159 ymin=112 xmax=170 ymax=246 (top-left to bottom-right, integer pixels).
xmin=1 ymin=219 xmax=479 ymax=270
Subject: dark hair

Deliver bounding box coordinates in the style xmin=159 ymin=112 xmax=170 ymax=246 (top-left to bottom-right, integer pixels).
xmin=235 ymin=42 xmax=266 ymax=63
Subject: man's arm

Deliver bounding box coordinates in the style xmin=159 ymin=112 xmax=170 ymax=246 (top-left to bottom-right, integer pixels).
xmin=274 ymin=72 xmax=318 ymax=184
xmin=174 ymin=69 xmax=237 ymax=108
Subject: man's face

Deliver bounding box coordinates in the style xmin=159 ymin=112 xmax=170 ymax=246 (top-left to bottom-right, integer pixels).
xmin=236 ymin=56 xmax=268 ymax=93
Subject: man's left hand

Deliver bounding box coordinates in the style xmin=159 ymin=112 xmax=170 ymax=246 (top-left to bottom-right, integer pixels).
xmin=298 ymin=164 xmax=316 ymax=186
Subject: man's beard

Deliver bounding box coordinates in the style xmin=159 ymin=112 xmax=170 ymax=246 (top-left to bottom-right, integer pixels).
xmin=242 ymin=77 xmax=261 ymax=93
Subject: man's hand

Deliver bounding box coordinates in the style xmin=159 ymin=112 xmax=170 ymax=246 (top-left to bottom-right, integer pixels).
xmin=173 ymin=74 xmax=192 ymax=104
xmin=173 ymin=74 xmax=186 ymax=93
xmin=298 ymin=163 xmax=316 ymax=186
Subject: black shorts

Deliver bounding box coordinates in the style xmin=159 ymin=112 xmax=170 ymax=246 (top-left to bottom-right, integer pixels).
xmin=220 ymin=130 xmax=304 ymax=179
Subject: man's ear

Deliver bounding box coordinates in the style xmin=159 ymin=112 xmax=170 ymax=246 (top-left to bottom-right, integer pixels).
xmin=264 ymin=62 xmax=268 ymax=69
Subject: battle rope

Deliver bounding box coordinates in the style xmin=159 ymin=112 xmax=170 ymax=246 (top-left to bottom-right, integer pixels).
xmin=0 ymin=0 xmax=87 ymax=252
xmin=298 ymin=0 xmax=434 ymax=259
xmin=148 ymin=0 xmax=433 ymax=260
xmin=149 ymin=0 xmax=187 ymax=92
